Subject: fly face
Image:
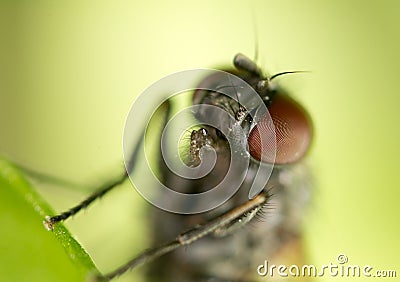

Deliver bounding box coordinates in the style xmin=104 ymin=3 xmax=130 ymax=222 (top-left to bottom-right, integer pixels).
xmin=43 ymin=53 xmax=313 ymax=282
xmin=146 ymin=54 xmax=313 ymax=281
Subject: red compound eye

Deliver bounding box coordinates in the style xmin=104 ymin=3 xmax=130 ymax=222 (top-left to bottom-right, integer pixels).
xmin=248 ymin=93 xmax=312 ymax=164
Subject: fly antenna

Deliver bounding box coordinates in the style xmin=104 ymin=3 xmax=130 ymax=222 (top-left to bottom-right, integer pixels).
xmin=269 ymin=70 xmax=309 ymax=81
xmin=227 ymin=72 xmax=242 ymax=115
xmin=251 ymin=8 xmax=259 ymax=64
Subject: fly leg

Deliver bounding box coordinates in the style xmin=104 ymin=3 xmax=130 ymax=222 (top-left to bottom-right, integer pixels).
xmin=101 ymin=191 xmax=270 ymax=281
xmin=43 ymin=101 xmax=171 ymax=230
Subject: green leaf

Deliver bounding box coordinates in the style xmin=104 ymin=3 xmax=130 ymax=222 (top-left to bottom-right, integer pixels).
xmin=0 ymin=158 xmax=102 ymax=282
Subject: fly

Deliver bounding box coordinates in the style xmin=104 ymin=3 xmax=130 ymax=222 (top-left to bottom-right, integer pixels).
xmin=42 ymin=53 xmax=313 ymax=282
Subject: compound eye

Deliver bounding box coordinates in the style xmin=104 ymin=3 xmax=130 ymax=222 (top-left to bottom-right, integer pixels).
xmin=248 ymin=93 xmax=312 ymax=165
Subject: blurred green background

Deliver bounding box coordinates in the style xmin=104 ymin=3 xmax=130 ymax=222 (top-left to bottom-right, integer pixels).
xmin=1 ymin=1 xmax=399 ymax=281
